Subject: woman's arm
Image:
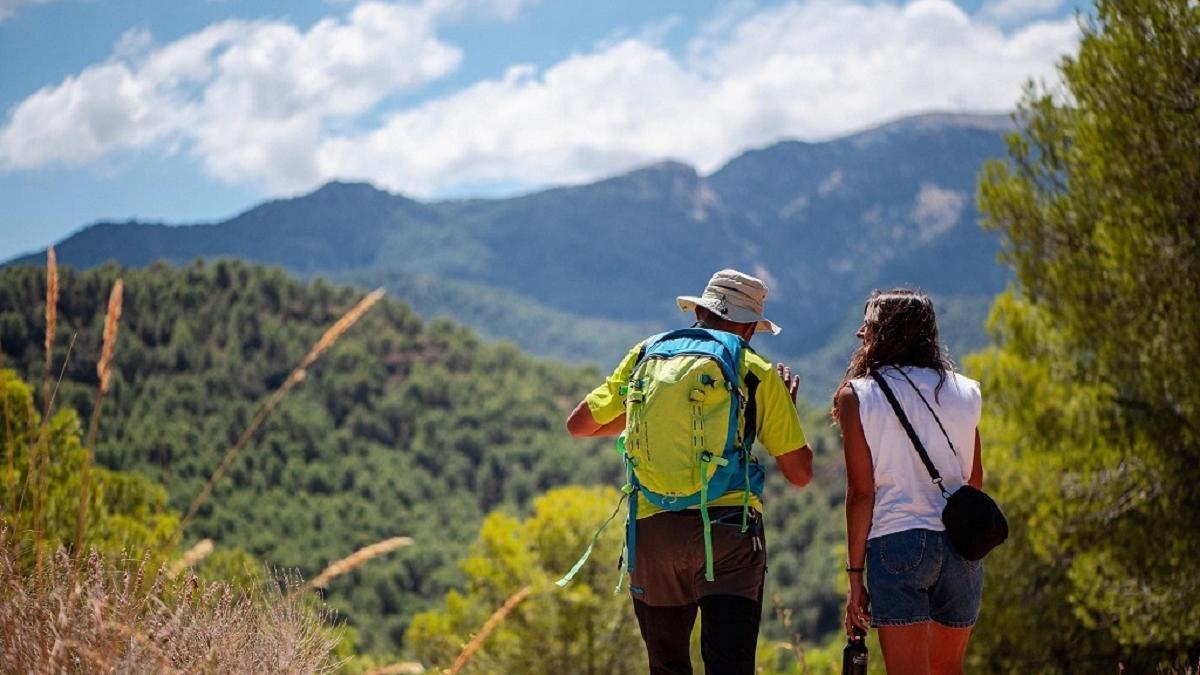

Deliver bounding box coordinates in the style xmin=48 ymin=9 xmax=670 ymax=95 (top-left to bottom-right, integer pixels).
xmin=837 ymin=384 xmax=875 ymax=634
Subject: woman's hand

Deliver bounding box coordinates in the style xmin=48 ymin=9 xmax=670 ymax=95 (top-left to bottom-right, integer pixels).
xmin=776 ymin=363 xmax=800 ymax=404
xmin=845 ymin=574 xmax=871 ymax=635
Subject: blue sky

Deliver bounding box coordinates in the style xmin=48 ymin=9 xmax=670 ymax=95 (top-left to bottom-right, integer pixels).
xmin=0 ymin=0 xmax=1086 ymax=260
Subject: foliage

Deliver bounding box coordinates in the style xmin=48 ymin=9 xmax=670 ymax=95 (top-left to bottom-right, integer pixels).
xmin=407 ymin=438 xmax=849 ymax=674
xmin=0 ymin=259 xmax=853 ymax=657
xmin=0 ymin=369 xmax=178 ymax=566
xmin=406 ymin=486 xmax=643 ymax=674
xmin=0 ymin=260 xmax=616 ymax=653
xmin=755 ymin=608 xmax=888 ymax=675
xmin=757 ymin=405 xmax=846 ymax=644
xmin=972 ymin=0 xmax=1200 ymax=669
xmin=0 ymin=529 xmax=340 ymax=674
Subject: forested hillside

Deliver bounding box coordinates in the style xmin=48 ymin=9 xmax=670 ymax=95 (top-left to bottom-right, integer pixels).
xmin=0 ymin=259 xmax=847 ymax=656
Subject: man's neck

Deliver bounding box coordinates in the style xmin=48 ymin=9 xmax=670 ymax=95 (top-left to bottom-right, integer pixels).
xmin=697 ymin=320 xmax=753 ymax=343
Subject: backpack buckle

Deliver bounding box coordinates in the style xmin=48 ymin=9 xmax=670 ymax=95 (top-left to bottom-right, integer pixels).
xmin=689 ymin=389 xmax=705 ymax=402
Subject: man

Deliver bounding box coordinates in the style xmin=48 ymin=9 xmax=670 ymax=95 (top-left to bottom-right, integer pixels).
xmin=566 ymin=269 xmax=814 ymax=674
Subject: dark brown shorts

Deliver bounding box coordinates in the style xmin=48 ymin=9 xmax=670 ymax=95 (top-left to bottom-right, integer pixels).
xmin=629 ymin=507 xmax=766 ymax=607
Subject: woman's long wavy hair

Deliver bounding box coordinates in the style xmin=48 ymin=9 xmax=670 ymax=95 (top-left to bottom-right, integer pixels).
xmin=831 ymin=289 xmax=956 ymax=420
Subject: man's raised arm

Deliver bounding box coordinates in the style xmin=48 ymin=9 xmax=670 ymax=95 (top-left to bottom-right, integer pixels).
xmin=566 ymin=400 xmax=626 ymax=437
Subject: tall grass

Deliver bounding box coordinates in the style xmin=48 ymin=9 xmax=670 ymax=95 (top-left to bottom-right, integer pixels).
xmin=73 ymin=278 xmax=122 ymax=561
xmin=772 ymin=594 xmax=811 ymax=675
xmin=41 ymin=246 xmax=57 ymax=416
xmin=29 ymin=331 xmax=75 ymax=576
xmin=30 ymin=249 xmax=69 ymax=577
xmin=4 ymin=270 xmax=406 ymax=669
xmin=447 ymin=586 xmax=532 ymax=675
xmin=169 ymin=538 xmax=215 ymax=579
xmin=174 ymin=288 xmax=385 ymax=544
xmin=365 ymin=662 xmax=426 ymax=674
xmin=2 ymin=346 xmax=12 ymax=514
xmin=0 ymin=530 xmax=341 ymax=674
xmin=304 ymin=536 xmax=413 ymax=592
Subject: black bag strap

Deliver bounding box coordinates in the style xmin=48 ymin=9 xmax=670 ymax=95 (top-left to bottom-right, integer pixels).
xmin=891 ymin=367 xmax=958 ymax=458
xmin=869 ymin=370 xmax=952 ymax=499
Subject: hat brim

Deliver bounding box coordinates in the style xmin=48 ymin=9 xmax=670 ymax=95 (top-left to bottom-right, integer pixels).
xmin=677 ymin=296 xmax=782 ymax=335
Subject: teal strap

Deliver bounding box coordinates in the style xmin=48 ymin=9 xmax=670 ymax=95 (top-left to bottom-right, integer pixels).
xmin=700 ymin=453 xmax=715 ymax=582
xmin=557 ymin=486 xmax=628 ymax=588
xmin=612 ymin=542 xmax=627 ymax=595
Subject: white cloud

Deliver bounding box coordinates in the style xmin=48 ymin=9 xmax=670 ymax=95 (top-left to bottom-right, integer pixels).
xmin=422 ymin=0 xmax=537 ymax=21
xmin=0 ymin=2 xmax=469 ymax=188
xmin=316 ymin=0 xmax=1079 ymax=196
xmin=0 ymin=0 xmax=55 ymax=22
xmin=0 ymin=0 xmax=1079 ymax=197
xmin=980 ymin=0 xmax=1064 ymax=23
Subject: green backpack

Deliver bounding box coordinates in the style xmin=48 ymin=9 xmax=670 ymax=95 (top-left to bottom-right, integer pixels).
xmin=558 ymin=328 xmax=765 ymax=589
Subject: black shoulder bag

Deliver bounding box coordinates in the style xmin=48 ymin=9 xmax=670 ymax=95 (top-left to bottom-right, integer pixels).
xmin=869 ymin=369 xmax=1008 ymax=561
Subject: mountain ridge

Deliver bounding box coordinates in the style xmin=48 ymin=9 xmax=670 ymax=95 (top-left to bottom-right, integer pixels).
xmin=5 ymin=111 xmax=1014 ymax=396
xmin=7 ymin=111 xmax=1013 ymax=263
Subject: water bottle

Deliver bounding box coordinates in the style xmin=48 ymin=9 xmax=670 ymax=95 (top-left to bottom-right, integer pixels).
xmin=842 ymin=626 xmax=868 ymax=675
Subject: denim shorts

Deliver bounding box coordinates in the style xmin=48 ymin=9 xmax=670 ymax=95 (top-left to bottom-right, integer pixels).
xmin=867 ymin=528 xmax=983 ymax=628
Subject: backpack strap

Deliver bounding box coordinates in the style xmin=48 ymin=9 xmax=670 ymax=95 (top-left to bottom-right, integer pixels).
xmin=742 ymin=371 xmax=760 ymax=452
xmin=738 ymin=371 xmax=760 ymax=532
xmin=554 ymin=481 xmax=630 ymax=588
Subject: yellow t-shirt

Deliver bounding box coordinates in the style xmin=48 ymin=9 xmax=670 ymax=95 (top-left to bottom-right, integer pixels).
xmin=585 ymin=338 xmax=807 ymax=518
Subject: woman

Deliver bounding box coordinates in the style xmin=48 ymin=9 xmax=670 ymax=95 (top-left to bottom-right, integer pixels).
xmin=834 ymin=289 xmax=984 ymax=674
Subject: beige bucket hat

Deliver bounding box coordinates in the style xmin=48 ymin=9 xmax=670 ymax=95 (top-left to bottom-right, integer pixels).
xmin=676 ymin=268 xmax=782 ymax=335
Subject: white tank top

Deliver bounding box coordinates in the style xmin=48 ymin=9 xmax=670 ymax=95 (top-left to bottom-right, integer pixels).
xmin=849 ymin=366 xmax=981 ymax=540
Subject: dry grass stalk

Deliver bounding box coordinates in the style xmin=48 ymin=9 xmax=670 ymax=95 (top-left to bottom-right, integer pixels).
xmin=364 ymin=662 xmax=426 ymax=674
xmin=305 ymin=536 xmax=412 ymax=592
xmin=2 ymin=347 xmax=15 ymax=516
xmin=296 ymin=287 xmax=386 ymax=374
xmin=42 ymin=246 xmax=58 ymax=415
xmin=173 ymin=288 xmax=385 ymax=544
xmin=169 ymin=539 xmax=215 ymax=579
xmin=97 ymin=278 xmax=123 ymax=396
xmin=29 ymin=328 xmax=77 ymax=581
xmin=31 ymin=249 xmax=58 ymax=582
xmin=73 ymin=279 xmax=123 ymax=560
xmin=772 ymin=593 xmax=810 ymax=675
xmin=447 ymin=586 xmax=532 ymax=675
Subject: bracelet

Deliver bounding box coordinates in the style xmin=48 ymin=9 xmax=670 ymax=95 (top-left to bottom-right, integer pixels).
xmin=845 ymin=566 xmax=865 ymax=573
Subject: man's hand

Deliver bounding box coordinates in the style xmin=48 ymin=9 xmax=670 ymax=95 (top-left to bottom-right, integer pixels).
xmin=776 ymin=363 xmax=800 ymax=404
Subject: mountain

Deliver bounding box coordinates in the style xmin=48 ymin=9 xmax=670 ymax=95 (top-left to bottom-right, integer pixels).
xmin=6 ymin=112 xmax=1014 ymax=396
